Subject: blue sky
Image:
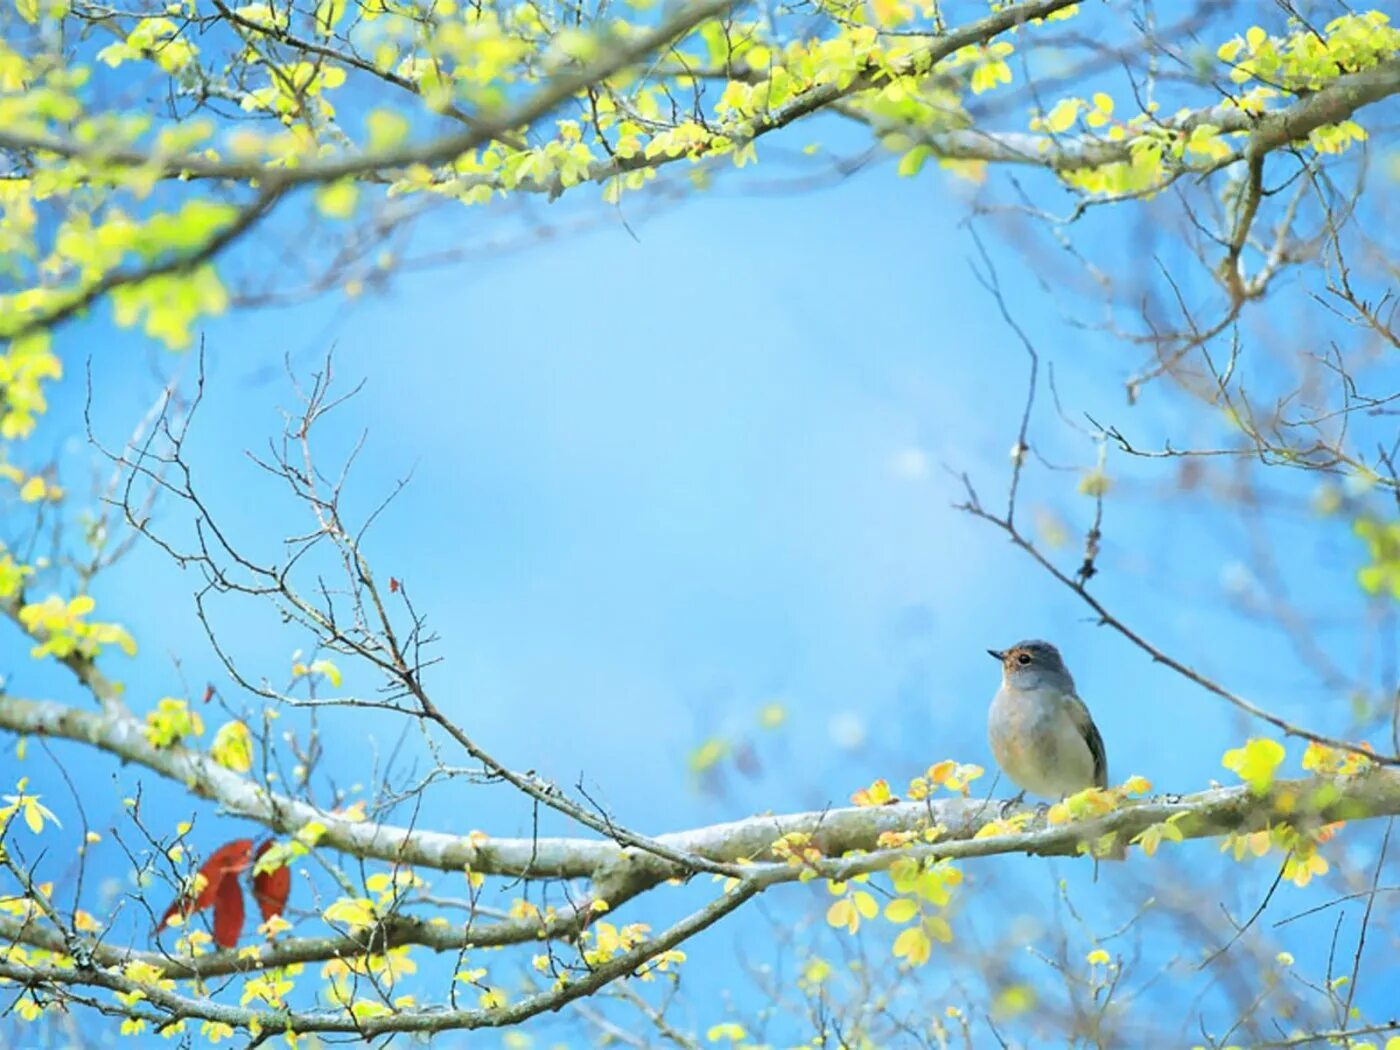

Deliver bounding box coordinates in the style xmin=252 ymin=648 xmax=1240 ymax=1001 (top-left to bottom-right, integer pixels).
xmin=18 ymin=122 xmax=1399 ymax=1045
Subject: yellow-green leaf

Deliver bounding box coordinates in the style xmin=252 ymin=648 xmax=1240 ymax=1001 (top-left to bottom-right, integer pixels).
xmin=210 ymin=720 xmax=253 ymax=772
xmin=323 ymin=897 xmax=376 ymax=927
xmin=884 ymin=897 xmax=919 ymax=924
xmin=1222 ymin=738 xmax=1286 ymax=794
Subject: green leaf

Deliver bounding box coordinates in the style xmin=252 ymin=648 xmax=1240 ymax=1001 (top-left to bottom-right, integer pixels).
xmin=314 ymin=181 xmax=360 ymax=220
xmin=323 ymin=896 xmax=376 ymax=927
xmin=314 ymin=0 xmax=346 ymax=32
xmin=897 ymin=144 xmax=932 ymax=178
xmin=1222 ymin=738 xmax=1286 ymax=795
xmin=884 ymin=897 xmax=919 ymax=924
xmin=1042 ymin=98 xmax=1080 ymax=133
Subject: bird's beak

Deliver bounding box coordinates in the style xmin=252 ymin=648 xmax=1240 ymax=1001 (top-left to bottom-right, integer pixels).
xmin=986 ymin=649 xmax=1004 ymax=661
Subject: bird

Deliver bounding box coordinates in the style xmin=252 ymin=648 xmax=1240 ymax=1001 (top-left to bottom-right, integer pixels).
xmin=986 ymin=640 xmax=1107 ymax=804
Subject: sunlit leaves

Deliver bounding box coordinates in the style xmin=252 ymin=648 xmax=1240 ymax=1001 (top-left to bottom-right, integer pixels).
xmin=1132 ymin=814 xmax=1186 ymax=857
xmin=582 ymin=920 xmax=651 ymax=965
xmin=210 ymin=720 xmax=254 ymax=772
xmin=0 ymin=547 xmax=34 ymax=598
xmin=1121 ymin=774 xmax=1152 ymax=796
xmin=799 ymin=956 xmax=832 ymax=988
xmin=1282 ymin=847 xmax=1329 ymax=888
xmin=1077 ymin=469 xmax=1112 ymax=497
xmin=891 ymin=856 xmax=962 ymax=907
xmin=0 ymin=332 xmax=61 ymax=440
xmin=18 ymin=593 xmax=136 ymax=661
xmin=1222 ymin=738 xmax=1286 ymax=795
xmin=890 ymin=924 xmax=930 ymax=965
xmin=850 ymin=778 xmax=895 ymax=806
xmin=115 ymin=960 xmax=176 ymax=1026
xmin=479 ymin=986 xmax=508 ymax=1009
xmin=1354 ymin=517 xmax=1400 ymax=598
xmin=1302 ymin=740 xmax=1374 ymax=776
xmin=1178 ymin=124 xmax=1233 ymax=162
xmin=1046 ymin=786 xmax=1119 ymax=825
xmin=907 ymin=760 xmax=984 ymax=800
xmin=993 ymin=984 xmax=1037 ymax=1019
xmin=0 ymin=778 xmax=61 ymax=833
xmin=240 ymin=967 xmax=296 ymax=1007
xmin=314 ymin=0 xmax=347 ymax=34
xmin=1218 ymin=13 xmax=1400 ymax=92
xmin=707 ymin=1023 xmax=748 ymax=1043
xmin=143 ymin=697 xmax=205 ymax=749
xmin=1270 ymin=828 xmax=1329 ymax=886
xmin=366 ymin=109 xmax=410 ymax=152
xmin=973 ymin=810 xmax=1034 ymax=840
xmin=0 ymin=3 xmax=1391 ymax=1039
xmin=254 ymin=822 xmax=324 ymax=883
xmin=881 ymin=896 xmax=916 ymax=923
xmin=96 ymin=18 xmax=200 ymax=74
xmin=1063 ymin=132 xmax=1167 ymax=197
xmin=764 ymin=833 xmax=820 ymax=885
xmin=1028 ymin=777 xmax=1152 ymax=856
xmin=241 ymin=61 xmax=347 ymax=121
xmin=0 ymin=0 xmax=1238 ymax=319
xmin=639 ymin=947 xmax=688 ymax=980
xmin=825 ymin=888 xmax=878 ymax=933
xmin=897 ymin=144 xmax=932 ymax=177
xmin=1219 ymin=749 xmax=1346 ymax=892
xmin=1 ymin=462 xmax=62 ymax=504
xmin=232 ymin=2 xmax=288 ymax=29
xmin=949 ymin=41 xmax=1013 ymax=94
xmin=109 ymin=266 xmax=230 ymax=350
xmin=366 ymin=867 xmax=425 ymax=910
xmin=347 ymin=998 xmax=393 ymax=1020
xmin=323 ymin=896 xmax=377 ymax=928
xmin=824 ymin=853 xmax=962 ymax=968
xmin=892 ymin=916 xmax=951 ymax=965
xmin=1036 ymin=98 xmax=1081 ymax=134
xmin=688 ymin=737 xmax=729 ymax=774
xmin=757 ymin=702 xmax=786 ymax=729
xmin=1085 ymin=92 xmax=1114 ymax=127
xmin=292 ymin=656 xmax=344 ymax=687
xmin=13 ymin=993 xmax=43 ymax=1022
xmin=1309 ymin=120 xmax=1368 ymax=154
xmin=325 ymin=946 xmax=419 ymax=1007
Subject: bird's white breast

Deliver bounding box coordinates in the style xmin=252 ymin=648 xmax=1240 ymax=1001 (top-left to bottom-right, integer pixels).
xmin=988 ymin=684 xmax=1098 ymax=798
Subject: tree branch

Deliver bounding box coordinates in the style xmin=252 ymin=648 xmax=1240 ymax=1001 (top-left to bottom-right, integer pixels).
xmin=4 ymin=695 xmax=1399 ymax=884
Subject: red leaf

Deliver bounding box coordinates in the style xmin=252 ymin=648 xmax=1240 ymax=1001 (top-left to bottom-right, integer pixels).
xmin=389 ymin=577 xmax=400 ymax=593
xmin=158 ymin=838 xmax=253 ymax=936
xmin=202 ymin=683 xmax=216 ymax=703
xmin=211 ymin=862 xmax=245 ymax=949
xmin=251 ymin=839 xmax=291 ymax=923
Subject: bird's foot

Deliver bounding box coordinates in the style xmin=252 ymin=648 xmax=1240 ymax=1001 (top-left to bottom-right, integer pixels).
xmin=999 ymin=790 xmax=1027 ymax=818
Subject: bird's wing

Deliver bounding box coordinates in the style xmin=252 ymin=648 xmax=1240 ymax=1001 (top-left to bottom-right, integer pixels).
xmin=1068 ymin=695 xmax=1108 ymax=789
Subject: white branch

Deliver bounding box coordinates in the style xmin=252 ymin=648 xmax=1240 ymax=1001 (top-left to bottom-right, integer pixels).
xmin=5 ymin=695 xmax=1399 ymax=883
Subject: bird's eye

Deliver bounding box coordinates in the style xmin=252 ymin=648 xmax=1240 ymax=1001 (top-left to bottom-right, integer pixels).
xmin=1017 ymin=653 xmax=1031 ymax=665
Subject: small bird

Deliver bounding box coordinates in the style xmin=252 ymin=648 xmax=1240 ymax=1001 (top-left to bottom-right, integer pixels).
xmin=987 ymin=640 xmax=1107 ymax=802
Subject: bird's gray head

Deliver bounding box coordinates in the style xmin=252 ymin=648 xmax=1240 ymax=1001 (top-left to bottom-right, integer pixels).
xmin=987 ymin=639 xmax=1074 ymax=691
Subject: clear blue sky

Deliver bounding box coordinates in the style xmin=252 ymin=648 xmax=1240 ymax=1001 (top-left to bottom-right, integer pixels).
xmin=22 ymin=120 xmax=1397 ymax=1045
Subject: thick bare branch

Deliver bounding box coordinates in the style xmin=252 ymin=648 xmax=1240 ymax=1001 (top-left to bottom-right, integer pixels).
xmin=5 ymin=694 xmax=1398 ymax=885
